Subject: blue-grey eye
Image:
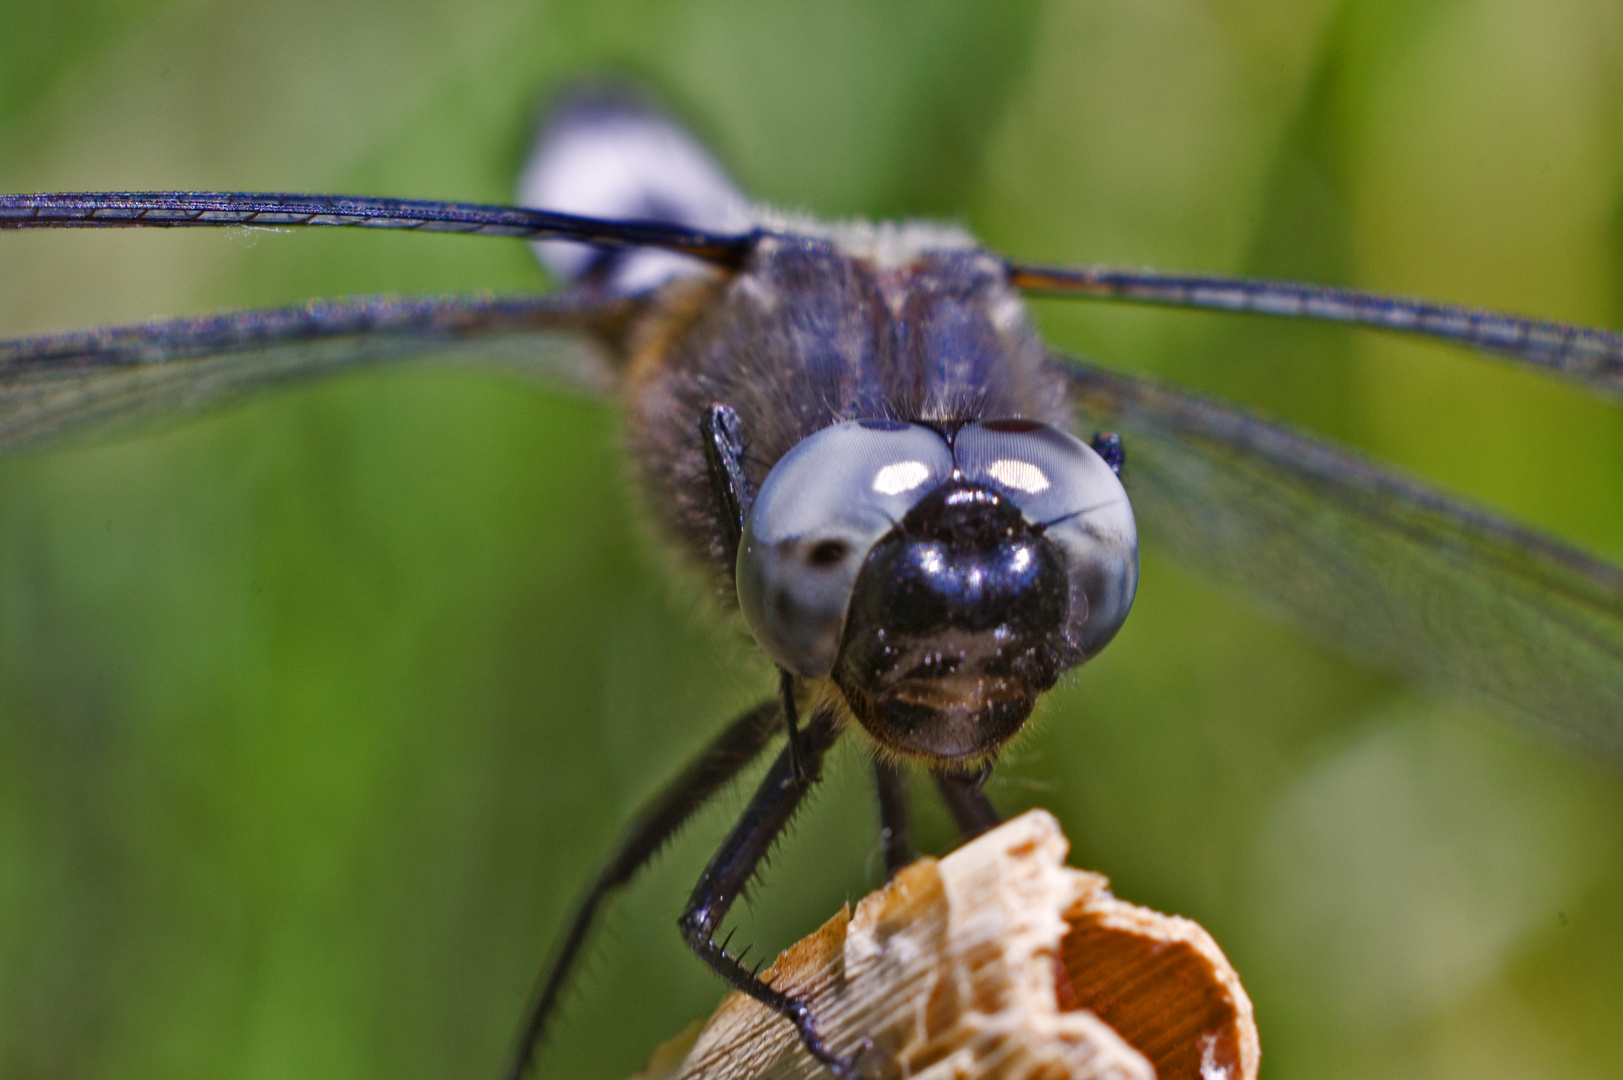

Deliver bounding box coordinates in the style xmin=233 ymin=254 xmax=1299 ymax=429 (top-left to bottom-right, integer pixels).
xmin=954 ymin=419 xmax=1139 ymax=657
xmin=737 ymin=420 xmax=954 ymax=677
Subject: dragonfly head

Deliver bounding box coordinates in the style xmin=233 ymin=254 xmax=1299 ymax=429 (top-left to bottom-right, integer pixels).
xmin=737 ymin=418 xmax=1139 ymax=766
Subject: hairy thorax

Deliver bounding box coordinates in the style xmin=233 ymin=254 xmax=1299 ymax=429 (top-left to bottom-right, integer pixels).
xmin=620 ymin=226 xmax=1070 ymax=591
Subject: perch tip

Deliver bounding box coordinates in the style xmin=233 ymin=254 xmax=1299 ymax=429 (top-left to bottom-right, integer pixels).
xmin=633 ymin=810 xmax=1258 ymax=1080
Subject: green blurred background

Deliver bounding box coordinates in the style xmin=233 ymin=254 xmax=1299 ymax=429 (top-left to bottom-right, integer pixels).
xmin=1 ymin=2 xmax=1621 ymax=1079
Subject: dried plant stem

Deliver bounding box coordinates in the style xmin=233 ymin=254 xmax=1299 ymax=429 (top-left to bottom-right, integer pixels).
xmin=630 ymin=810 xmax=1258 ymax=1080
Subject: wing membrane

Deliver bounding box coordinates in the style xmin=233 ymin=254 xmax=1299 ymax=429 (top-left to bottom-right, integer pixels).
xmin=1014 ymin=263 xmax=1623 ymax=400
xmin=1058 ymin=353 xmax=1623 ymax=764
xmin=0 ymin=192 xmax=750 ymax=264
xmin=0 ymin=291 xmax=632 ymax=452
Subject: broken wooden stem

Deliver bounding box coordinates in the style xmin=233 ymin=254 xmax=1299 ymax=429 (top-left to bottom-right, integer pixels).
xmin=629 ymin=809 xmax=1259 ymax=1080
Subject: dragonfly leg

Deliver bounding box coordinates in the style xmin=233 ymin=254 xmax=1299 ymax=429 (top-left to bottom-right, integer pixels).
xmin=701 ymin=401 xmax=754 ymax=566
xmin=779 ymin=668 xmax=813 ymax=782
xmin=678 ymin=706 xmax=867 ymax=1079
xmin=503 ymin=697 xmax=783 ymax=1080
xmin=873 ymin=760 xmax=915 ymax=879
xmin=932 ymin=765 xmax=1001 ymax=840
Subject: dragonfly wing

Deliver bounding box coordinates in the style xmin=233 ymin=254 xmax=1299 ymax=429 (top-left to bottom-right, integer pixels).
xmin=1057 ymin=353 xmax=1623 ymax=766
xmin=0 ymin=291 xmax=633 ymax=453
xmin=1013 ymin=262 xmax=1623 ymax=400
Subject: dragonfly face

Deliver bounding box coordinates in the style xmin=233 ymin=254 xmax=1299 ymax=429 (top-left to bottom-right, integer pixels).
xmin=737 ymin=415 xmax=1136 ymax=763
xmin=3 ymin=15 xmax=1623 ymax=1080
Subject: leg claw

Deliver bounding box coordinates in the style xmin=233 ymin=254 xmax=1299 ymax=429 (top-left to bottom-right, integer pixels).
xmin=793 ymin=1008 xmax=870 ymax=1079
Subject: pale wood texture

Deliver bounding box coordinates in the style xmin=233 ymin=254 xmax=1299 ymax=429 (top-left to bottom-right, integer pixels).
xmin=630 ymin=810 xmax=1258 ymax=1080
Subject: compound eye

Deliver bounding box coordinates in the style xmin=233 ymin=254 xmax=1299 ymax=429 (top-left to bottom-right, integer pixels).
xmin=738 ymin=420 xmax=953 ymax=677
xmin=955 ymin=419 xmax=1139 ymax=657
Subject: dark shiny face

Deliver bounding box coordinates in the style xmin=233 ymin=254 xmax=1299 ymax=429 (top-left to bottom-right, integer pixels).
xmin=736 ymin=417 xmax=1138 ymax=765
xmin=833 ymin=480 xmax=1071 ymax=764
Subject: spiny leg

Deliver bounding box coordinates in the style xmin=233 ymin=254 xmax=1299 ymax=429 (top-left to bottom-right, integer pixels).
xmin=503 ymin=698 xmax=783 ymax=1080
xmin=700 ymin=401 xmax=754 ymax=566
xmin=873 ymin=761 xmax=914 ymax=879
xmin=780 ymin=668 xmax=809 ymax=781
xmin=706 ymin=400 xmax=812 ymax=783
xmin=932 ymin=765 xmax=1001 ymax=840
xmin=678 ymin=706 xmax=863 ymax=1077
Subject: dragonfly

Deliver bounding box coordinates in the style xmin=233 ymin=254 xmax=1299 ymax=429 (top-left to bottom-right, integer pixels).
xmin=3 ymin=85 xmax=1622 ymax=1080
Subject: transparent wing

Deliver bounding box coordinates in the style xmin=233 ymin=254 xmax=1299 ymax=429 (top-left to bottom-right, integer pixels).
xmin=1057 ymin=353 xmax=1623 ymax=766
xmin=0 ymin=291 xmax=634 ymax=453
xmin=0 ymin=191 xmax=749 ymax=264
xmin=1013 ymin=262 xmax=1623 ymax=400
